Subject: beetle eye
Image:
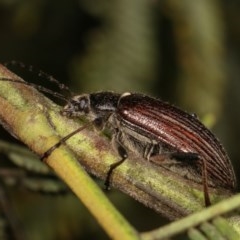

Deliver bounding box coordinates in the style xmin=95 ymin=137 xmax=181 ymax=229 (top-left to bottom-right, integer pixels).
xmin=62 ymin=95 xmax=90 ymax=116
xmin=78 ymin=96 xmax=89 ymax=113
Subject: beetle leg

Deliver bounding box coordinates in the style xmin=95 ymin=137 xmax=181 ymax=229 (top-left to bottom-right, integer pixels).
xmin=92 ymin=117 xmax=105 ymax=130
xmin=149 ymin=151 xmax=199 ymax=164
xmin=105 ymin=131 xmax=128 ymax=190
xmin=150 ymin=151 xmax=211 ymax=206
xmin=144 ymin=143 xmax=155 ymax=160
xmin=170 ymin=152 xmax=211 ymax=206
xmin=169 ymin=152 xmax=199 ymax=161
xmin=200 ymin=157 xmax=211 ymax=206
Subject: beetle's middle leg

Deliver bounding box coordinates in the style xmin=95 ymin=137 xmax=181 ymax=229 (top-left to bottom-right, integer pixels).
xmin=105 ymin=130 xmax=128 ymax=190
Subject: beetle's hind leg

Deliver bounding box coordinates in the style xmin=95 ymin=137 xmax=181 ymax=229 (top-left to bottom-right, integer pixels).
xmin=168 ymin=152 xmax=210 ymax=206
xmin=149 ymin=151 xmax=211 ymax=206
xmin=166 ymin=152 xmax=210 ymax=206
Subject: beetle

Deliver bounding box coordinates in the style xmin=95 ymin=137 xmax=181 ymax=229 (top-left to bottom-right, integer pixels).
xmin=42 ymin=91 xmax=236 ymax=206
xmin=0 ymin=68 xmax=236 ymax=206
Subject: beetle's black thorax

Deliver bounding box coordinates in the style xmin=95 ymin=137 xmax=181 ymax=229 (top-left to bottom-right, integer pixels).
xmin=89 ymin=92 xmax=120 ymax=118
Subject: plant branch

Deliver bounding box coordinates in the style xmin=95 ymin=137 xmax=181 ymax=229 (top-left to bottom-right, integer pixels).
xmin=0 ymin=64 xmax=239 ymax=238
xmin=0 ymin=65 xmax=139 ymax=240
xmin=141 ymin=193 xmax=240 ymax=239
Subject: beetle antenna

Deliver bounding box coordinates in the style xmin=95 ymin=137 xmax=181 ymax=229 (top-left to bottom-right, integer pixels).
xmin=0 ymin=77 xmax=68 ymax=102
xmin=4 ymin=61 xmax=75 ymax=97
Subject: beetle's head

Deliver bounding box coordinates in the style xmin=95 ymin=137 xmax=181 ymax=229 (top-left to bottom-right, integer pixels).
xmin=61 ymin=94 xmax=90 ymax=117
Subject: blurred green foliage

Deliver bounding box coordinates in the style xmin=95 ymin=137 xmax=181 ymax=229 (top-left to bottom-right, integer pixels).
xmin=0 ymin=0 xmax=240 ymax=239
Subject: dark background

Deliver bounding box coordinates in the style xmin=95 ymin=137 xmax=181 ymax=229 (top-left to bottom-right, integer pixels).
xmin=0 ymin=1 xmax=240 ymax=239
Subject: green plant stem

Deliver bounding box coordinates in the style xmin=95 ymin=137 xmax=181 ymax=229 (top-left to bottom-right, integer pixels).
xmin=0 ymin=64 xmax=239 ymax=238
xmin=141 ymin=193 xmax=240 ymax=240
